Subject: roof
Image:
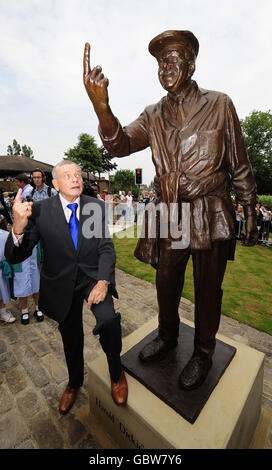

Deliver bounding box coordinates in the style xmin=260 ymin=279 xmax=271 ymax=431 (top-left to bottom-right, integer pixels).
xmin=0 ymin=155 xmax=53 ymax=173
xmin=0 ymin=155 xmax=94 ymax=180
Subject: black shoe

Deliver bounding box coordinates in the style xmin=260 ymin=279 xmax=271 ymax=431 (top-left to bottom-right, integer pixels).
xmin=21 ymin=313 xmax=29 ymax=325
xmin=139 ymin=336 xmax=178 ymax=363
xmin=34 ymin=310 xmax=44 ymax=322
xmin=179 ymin=355 xmax=212 ymax=391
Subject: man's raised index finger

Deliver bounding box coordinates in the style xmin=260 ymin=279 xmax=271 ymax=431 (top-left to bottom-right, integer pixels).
xmin=84 ymin=42 xmax=91 ymax=77
xmin=14 ymin=188 xmax=22 ymax=202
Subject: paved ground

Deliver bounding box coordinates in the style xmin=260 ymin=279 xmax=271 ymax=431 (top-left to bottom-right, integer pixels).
xmin=0 ymin=268 xmax=271 ymax=449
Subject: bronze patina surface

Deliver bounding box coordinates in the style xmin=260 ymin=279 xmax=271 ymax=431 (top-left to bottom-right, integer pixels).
xmin=83 ymin=30 xmax=258 ymax=394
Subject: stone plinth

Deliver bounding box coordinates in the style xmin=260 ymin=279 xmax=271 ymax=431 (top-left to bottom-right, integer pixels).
xmin=87 ymin=317 xmax=264 ymax=449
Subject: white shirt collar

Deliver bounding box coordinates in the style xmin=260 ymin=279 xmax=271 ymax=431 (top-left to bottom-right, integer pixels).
xmin=59 ymin=193 xmax=80 ymax=222
xmin=59 ymin=193 xmax=80 ymax=210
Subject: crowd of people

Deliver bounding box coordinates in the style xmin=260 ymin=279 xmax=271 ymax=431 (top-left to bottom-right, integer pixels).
xmin=235 ymin=202 xmax=272 ymax=245
xmin=82 ymin=182 xmax=155 ymax=225
xmin=0 ymin=169 xmax=57 ymax=325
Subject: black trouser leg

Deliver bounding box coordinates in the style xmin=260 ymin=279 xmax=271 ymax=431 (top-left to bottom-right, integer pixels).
xmin=90 ymin=293 xmax=122 ymax=383
xmin=58 ymin=292 xmax=85 ymax=389
xmin=59 ymin=269 xmax=123 ymax=386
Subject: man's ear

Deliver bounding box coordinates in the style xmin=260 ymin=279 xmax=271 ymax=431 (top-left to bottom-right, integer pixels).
xmin=52 ymin=179 xmax=59 ymax=192
xmin=188 ymin=61 xmax=195 ymax=78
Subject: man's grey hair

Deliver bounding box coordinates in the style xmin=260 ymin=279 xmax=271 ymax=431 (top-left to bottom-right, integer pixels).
xmin=52 ymin=160 xmax=81 ymax=179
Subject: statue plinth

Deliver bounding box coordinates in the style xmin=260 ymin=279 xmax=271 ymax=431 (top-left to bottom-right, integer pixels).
xmin=87 ymin=317 xmax=264 ymax=449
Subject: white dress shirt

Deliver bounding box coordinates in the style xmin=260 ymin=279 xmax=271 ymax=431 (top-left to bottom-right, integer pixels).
xmin=58 ymin=194 xmax=80 ymax=223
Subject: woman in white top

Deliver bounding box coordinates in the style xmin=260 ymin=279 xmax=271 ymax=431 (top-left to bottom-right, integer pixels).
xmin=125 ymin=191 xmax=134 ymax=223
xmin=261 ymin=206 xmax=271 ymax=242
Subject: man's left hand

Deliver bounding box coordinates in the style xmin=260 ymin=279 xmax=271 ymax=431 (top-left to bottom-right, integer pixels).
xmin=87 ymin=281 xmax=108 ymax=309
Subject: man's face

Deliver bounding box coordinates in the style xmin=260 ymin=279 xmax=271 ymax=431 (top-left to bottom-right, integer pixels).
xmin=91 ymin=185 xmax=98 ymax=195
xmin=32 ymin=171 xmax=44 ymax=189
xmin=157 ymin=47 xmax=192 ymax=93
xmin=53 ymin=164 xmax=83 ymax=202
xmin=15 ymin=179 xmax=24 ymax=189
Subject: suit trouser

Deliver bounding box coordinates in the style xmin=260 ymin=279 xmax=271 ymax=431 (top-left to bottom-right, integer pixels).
xmin=156 ymin=239 xmax=230 ymax=358
xmin=58 ymin=273 xmax=122 ymax=388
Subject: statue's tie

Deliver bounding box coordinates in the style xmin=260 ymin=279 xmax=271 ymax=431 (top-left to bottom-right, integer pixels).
xmin=67 ymin=203 xmax=79 ymax=249
xmin=177 ymin=96 xmax=186 ymax=124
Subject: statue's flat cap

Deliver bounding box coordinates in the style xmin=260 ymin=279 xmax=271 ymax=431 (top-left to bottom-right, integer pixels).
xmin=149 ymin=30 xmax=199 ymax=59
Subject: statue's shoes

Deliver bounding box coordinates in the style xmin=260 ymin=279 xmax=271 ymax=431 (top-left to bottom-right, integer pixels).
xmin=139 ymin=336 xmax=178 ymax=363
xmin=179 ymin=355 xmax=212 ymax=391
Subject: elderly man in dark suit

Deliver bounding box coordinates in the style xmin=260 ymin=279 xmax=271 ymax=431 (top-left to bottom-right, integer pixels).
xmin=83 ymin=30 xmax=258 ymax=390
xmin=5 ymin=160 xmax=128 ymax=414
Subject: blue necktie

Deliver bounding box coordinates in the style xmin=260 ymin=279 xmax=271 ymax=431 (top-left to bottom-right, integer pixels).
xmin=67 ymin=203 xmax=79 ymax=249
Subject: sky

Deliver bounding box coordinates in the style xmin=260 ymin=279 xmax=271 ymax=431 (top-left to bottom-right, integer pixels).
xmin=0 ymin=0 xmax=271 ymax=185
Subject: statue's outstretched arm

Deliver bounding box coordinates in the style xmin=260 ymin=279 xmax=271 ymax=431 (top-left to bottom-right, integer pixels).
xmin=83 ymin=42 xmax=119 ymax=138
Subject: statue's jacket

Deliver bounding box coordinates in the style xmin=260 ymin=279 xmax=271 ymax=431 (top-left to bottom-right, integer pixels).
xmin=99 ymin=81 xmax=257 ymax=266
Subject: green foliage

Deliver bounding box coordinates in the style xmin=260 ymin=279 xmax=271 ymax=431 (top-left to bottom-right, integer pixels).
xmin=99 ymin=146 xmax=118 ymax=174
xmin=113 ymin=235 xmax=272 ymax=335
xmin=113 ymin=169 xmax=138 ymax=195
xmin=7 ymin=139 xmax=21 ymax=155
xmin=240 ymin=110 xmax=272 ymax=194
xmin=64 ymin=133 xmax=102 ymax=175
xmin=7 ymin=139 xmax=34 ymax=158
xmin=258 ymin=195 xmax=272 ymax=209
xmin=21 ymin=145 xmax=34 ymax=158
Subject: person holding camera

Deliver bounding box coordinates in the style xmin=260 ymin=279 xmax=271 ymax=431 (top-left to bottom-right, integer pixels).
xmin=31 ymin=169 xmax=57 ymax=202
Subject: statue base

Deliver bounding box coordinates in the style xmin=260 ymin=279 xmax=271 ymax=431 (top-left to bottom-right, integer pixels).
xmin=87 ymin=317 xmax=264 ymax=449
xmin=121 ymin=322 xmax=236 ymax=424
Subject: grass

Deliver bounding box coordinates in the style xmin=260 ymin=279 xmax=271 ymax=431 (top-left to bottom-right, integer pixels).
xmin=113 ymin=228 xmax=272 ymax=335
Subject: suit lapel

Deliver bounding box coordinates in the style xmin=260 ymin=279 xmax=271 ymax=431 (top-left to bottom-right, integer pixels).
xmin=52 ymin=194 xmax=76 ymax=252
xmin=77 ymin=195 xmax=84 ymax=253
xmin=77 ymin=194 xmax=91 ymax=254
xmin=52 ymin=194 xmax=98 ymax=254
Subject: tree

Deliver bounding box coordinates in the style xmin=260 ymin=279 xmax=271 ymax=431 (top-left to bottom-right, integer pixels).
xmin=7 ymin=139 xmax=21 ymax=156
xmin=64 ymin=133 xmax=102 ymax=176
xmin=99 ymin=146 xmax=118 ymax=175
xmin=240 ymin=110 xmax=272 ymax=194
xmin=258 ymin=195 xmax=272 ymax=210
xmin=7 ymin=139 xmax=34 ymax=158
xmin=22 ymin=145 xmax=34 ymax=158
xmin=113 ymin=169 xmax=138 ymax=195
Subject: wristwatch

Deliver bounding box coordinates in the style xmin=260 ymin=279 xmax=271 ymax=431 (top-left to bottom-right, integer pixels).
xmin=102 ymin=280 xmax=110 ymax=286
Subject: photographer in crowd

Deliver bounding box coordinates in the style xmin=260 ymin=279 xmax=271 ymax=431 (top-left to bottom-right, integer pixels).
xmin=30 ymin=168 xmax=58 ymax=201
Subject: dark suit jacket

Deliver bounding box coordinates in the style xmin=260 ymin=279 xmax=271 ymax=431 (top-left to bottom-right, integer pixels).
xmin=5 ymin=194 xmax=117 ymax=322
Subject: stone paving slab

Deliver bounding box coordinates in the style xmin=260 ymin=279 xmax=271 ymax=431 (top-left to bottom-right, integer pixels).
xmin=0 ymin=268 xmax=271 ymax=449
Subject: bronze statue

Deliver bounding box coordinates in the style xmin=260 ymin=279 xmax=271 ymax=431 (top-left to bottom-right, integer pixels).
xmin=83 ymin=30 xmax=258 ymax=390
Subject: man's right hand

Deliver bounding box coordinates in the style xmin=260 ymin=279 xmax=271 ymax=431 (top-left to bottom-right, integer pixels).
xmin=83 ymin=43 xmax=109 ymax=111
xmin=12 ymin=188 xmax=33 ymax=236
